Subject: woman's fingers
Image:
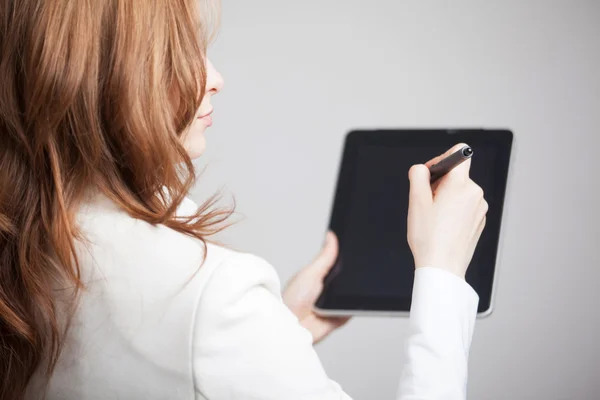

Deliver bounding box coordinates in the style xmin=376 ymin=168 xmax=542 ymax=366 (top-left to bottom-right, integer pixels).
xmin=309 ymin=231 xmax=339 ymax=278
xmin=408 ymin=164 xmax=433 ymax=209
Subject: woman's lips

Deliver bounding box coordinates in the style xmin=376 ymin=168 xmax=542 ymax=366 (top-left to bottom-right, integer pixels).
xmin=198 ymin=109 xmax=213 ymax=127
xmin=201 ymin=114 xmax=212 ymax=127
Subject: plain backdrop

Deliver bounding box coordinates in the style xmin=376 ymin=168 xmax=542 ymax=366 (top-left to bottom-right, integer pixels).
xmin=190 ymin=1 xmax=600 ymax=399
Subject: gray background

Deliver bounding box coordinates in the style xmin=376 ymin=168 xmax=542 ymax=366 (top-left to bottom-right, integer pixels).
xmin=191 ymin=1 xmax=600 ymax=399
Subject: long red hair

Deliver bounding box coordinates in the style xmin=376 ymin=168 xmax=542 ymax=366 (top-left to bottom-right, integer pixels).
xmin=0 ymin=0 xmax=226 ymax=398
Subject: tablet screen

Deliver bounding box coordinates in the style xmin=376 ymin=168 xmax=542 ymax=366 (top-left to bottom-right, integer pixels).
xmin=317 ymin=130 xmax=512 ymax=314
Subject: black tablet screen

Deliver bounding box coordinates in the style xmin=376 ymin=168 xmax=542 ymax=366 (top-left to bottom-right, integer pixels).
xmin=318 ymin=130 xmax=512 ymax=314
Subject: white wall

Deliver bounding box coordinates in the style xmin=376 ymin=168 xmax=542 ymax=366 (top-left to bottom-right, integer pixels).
xmin=191 ymin=1 xmax=600 ymax=398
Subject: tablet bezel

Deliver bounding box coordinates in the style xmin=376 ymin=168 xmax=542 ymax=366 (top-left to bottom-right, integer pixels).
xmin=315 ymin=129 xmax=514 ymax=317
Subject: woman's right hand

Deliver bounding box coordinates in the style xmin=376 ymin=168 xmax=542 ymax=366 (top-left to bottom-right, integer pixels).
xmin=407 ymin=143 xmax=488 ymax=279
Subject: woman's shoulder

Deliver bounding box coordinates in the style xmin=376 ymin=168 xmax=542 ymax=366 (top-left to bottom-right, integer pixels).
xmin=44 ymin=195 xmax=279 ymax=399
xmin=74 ymin=192 xmax=278 ymax=292
xmin=201 ymin=246 xmax=281 ymax=303
xmin=69 ymin=191 xmax=281 ymax=332
xmin=76 ymin=194 xmax=206 ymax=275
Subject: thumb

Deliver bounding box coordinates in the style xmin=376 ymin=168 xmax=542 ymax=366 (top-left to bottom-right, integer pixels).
xmin=310 ymin=231 xmax=339 ymax=277
xmin=408 ymin=164 xmax=433 ymax=208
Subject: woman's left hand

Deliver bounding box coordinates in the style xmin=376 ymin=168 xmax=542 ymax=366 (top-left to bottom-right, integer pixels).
xmin=283 ymin=231 xmax=350 ymax=345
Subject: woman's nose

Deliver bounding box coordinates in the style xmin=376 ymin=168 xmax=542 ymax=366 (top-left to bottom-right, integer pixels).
xmin=206 ymin=59 xmax=224 ymax=95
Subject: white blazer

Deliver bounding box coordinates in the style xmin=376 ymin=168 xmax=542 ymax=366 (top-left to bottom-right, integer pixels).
xmin=26 ymin=194 xmax=478 ymax=399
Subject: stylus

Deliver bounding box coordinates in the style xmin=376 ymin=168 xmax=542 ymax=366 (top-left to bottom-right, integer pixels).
xmin=429 ymin=145 xmax=473 ymax=183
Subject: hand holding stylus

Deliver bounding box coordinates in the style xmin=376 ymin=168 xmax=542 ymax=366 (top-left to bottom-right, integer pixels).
xmin=407 ymin=143 xmax=488 ymax=279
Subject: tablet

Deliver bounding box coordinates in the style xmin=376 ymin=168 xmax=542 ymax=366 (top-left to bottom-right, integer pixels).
xmin=315 ymin=129 xmax=513 ymax=317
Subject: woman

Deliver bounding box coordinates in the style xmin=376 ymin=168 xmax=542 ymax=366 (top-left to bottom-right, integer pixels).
xmin=0 ymin=1 xmax=486 ymax=399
